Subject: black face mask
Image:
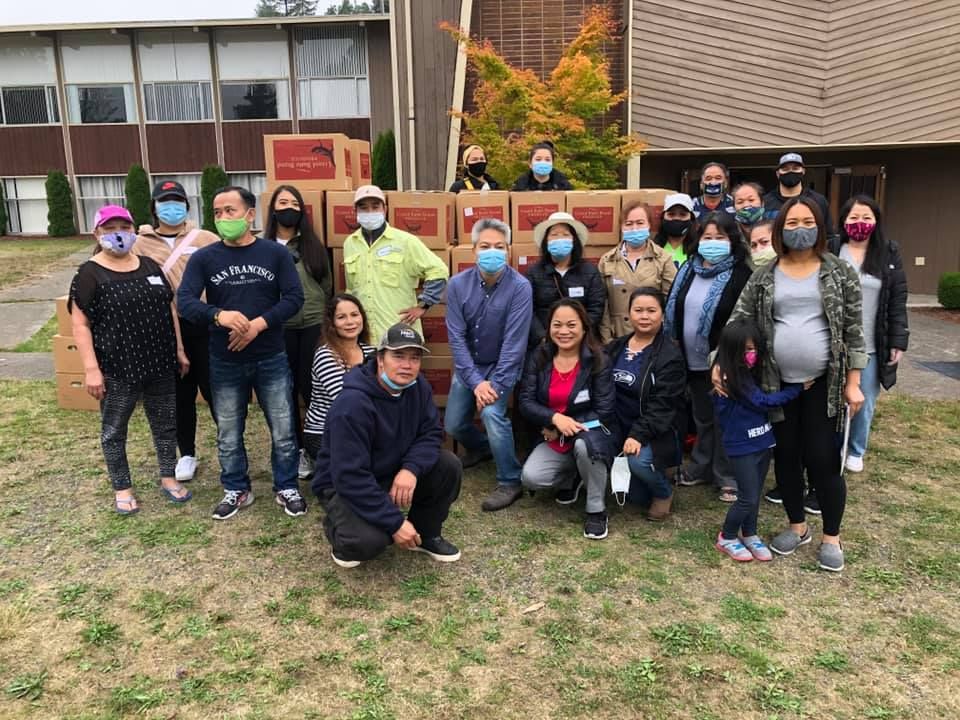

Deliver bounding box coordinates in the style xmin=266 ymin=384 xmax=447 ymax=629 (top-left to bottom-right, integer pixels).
xmin=467 ymin=161 xmax=487 ymax=177
xmin=779 ymin=171 xmax=803 ymax=188
xmin=275 ymin=207 xmax=302 ymax=228
xmin=661 ymin=218 xmax=691 ymax=237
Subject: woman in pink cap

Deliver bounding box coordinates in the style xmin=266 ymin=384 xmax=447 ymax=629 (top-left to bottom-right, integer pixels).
xmin=69 ymin=205 xmax=191 ymax=514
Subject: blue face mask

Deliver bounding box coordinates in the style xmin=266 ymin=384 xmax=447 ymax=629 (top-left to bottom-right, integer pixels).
xmin=698 ymin=239 xmax=731 ymax=263
xmin=703 ymin=182 xmax=724 ymax=197
xmin=547 ymin=237 xmax=574 ymax=261
xmin=155 ymin=200 xmax=188 ymax=226
xmin=380 ymin=371 xmax=417 ymax=392
xmin=98 ymin=230 xmax=138 ymax=255
xmin=623 ymin=228 xmax=650 ymax=247
xmin=477 ymin=248 xmax=508 ymax=274
xmin=532 ymin=160 xmax=553 ymax=177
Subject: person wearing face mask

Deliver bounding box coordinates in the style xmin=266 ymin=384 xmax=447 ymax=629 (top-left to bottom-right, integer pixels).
xmin=748 ymin=220 xmax=778 ymax=269
xmin=691 ymin=162 xmax=736 ymax=219
xmin=762 ymin=153 xmax=833 ymax=233
xmin=264 ymin=184 xmax=333 ymax=481
xmin=526 ymin=212 xmax=605 ymax=348
xmin=312 ymin=324 xmax=463 ymax=568
xmin=732 ymin=182 xmax=767 ymax=246
xmin=727 ymin=196 xmax=867 ymax=572
xmin=444 ymin=218 xmax=533 ymax=512
xmin=654 ymin=193 xmax=697 ymax=267
xmin=135 ymin=180 xmax=219 ymax=485
xmin=511 ymin=141 xmax=574 ymax=191
xmin=664 ymin=211 xmax=753 ymax=502
xmin=343 ymin=185 xmax=449 ymax=342
xmin=598 ymin=200 xmax=677 ymax=342
xmin=830 ymin=194 xmax=908 ymax=474
xmin=177 ymin=186 xmax=307 ymax=522
xmin=449 ymin=144 xmax=500 ymax=193
xmin=69 ymin=205 xmax=192 ymax=514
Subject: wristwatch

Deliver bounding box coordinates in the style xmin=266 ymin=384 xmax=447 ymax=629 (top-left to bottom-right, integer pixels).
xmin=213 ymin=310 xmax=222 ymax=327
xmin=417 ymin=301 xmax=430 ymax=310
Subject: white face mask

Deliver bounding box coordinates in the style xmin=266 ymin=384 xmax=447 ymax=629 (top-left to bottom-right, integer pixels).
xmin=357 ymin=211 xmax=385 ymax=232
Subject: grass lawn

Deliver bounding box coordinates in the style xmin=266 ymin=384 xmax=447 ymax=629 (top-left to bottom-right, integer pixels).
xmin=0 ymin=382 xmax=958 ymax=719
xmin=0 ymin=237 xmax=90 ymax=291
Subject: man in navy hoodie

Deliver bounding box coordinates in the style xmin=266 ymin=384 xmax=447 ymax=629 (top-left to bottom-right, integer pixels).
xmin=312 ymin=323 xmax=462 ymax=568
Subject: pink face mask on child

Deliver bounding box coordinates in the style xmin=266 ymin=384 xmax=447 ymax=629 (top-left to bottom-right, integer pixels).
xmin=744 ymin=350 xmax=758 ymax=368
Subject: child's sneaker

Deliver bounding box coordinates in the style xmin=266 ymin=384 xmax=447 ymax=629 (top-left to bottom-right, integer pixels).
xmin=741 ymin=535 xmax=773 ymax=562
xmin=715 ymin=533 xmax=753 ymax=562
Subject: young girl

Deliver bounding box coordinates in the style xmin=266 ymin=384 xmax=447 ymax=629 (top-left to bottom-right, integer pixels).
xmin=712 ymin=320 xmax=807 ymax=562
xmin=70 ymin=205 xmax=191 ymax=514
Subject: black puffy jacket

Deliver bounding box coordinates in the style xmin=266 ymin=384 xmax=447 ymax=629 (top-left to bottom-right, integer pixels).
xmin=526 ymin=259 xmax=606 ymax=347
xmin=511 ymin=169 xmax=574 ymax=191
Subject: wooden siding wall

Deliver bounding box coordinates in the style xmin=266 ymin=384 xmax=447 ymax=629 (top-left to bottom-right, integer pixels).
xmin=366 ymin=20 xmax=395 ymax=144
xmin=146 ymin=123 xmax=218 ymax=173
xmin=222 ymin=120 xmax=293 ymax=171
xmin=299 ymin=118 xmax=371 ymax=139
xmin=631 ymin=0 xmax=960 ymax=148
xmin=0 ymin=127 xmax=66 ymax=176
xmin=70 ymin=125 xmax=142 ymax=174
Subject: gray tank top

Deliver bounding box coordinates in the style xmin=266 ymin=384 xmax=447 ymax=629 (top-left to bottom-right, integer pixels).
xmin=773 ymin=267 xmax=831 ymax=382
xmin=839 ymin=245 xmax=881 ymax=355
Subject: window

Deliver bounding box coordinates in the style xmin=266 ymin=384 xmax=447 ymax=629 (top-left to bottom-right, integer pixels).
xmin=2 ymin=178 xmax=48 ymax=234
xmin=143 ymin=82 xmax=213 ymax=122
xmin=220 ymin=81 xmax=289 ymax=121
xmin=295 ymin=26 xmax=369 ymax=119
xmin=0 ymin=86 xmax=59 ymax=125
xmin=77 ymin=176 xmax=125 ymax=232
xmin=66 ymin=84 xmax=136 ymax=124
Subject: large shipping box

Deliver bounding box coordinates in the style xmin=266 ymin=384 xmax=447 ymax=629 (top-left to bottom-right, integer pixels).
xmin=565 ymin=191 xmax=621 ymax=245
xmin=581 ymin=245 xmax=618 ymax=267
xmin=349 ymin=139 xmax=372 ymax=188
xmin=510 ymin=191 xmax=566 ymax=244
xmin=264 ymin=134 xmax=353 ymax=191
xmin=421 ymin=355 xmax=453 ymax=407
xmin=386 ymin=191 xmax=455 ymax=249
xmin=56 ymin=295 xmax=72 ymax=336
xmin=511 ymin=243 xmax=541 ymax=276
xmin=455 ymin=190 xmax=510 ymax=241
xmin=618 ymin=188 xmax=677 ymax=234
xmin=53 ymin=334 xmax=85 ymax=374
xmin=421 ymin=304 xmax=449 ymax=355
xmin=258 ymin=190 xmax=325 ymax=242
xmin=56 ymin=373 xmax=99 ymax=411
xmin=325 ymin=190 xmax=359 ymax=247
xmin=449 ymin=245 xmax=475 ymax=276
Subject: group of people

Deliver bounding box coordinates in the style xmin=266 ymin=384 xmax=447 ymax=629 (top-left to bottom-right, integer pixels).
xmin=69 ymin=147 xmax=909 ymax=573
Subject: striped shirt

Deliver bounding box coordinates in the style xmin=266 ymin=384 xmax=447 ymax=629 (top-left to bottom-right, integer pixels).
xmin=304 ymin=342 xmax=375 ymax=436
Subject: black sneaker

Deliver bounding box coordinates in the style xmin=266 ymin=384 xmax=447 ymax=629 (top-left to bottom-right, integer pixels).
xmin=461 ymin=448 xmax=493 ymax=469
xmin=583 ymin=511 xmax=609 ymax=540
xmin=555 ymin=477 xmax=584 ymax=506
xmin=275 ymin=488 xmax=307 ymax=517
xmin=764 ymin=487 xmax=783 ymax=504
xmin=212 ymin=490 xmax=254 ymax=520
xmin=803 ymin=491 xmax=821 ymax=516
xmin=412 ymin=536 xmax=461 ymax=562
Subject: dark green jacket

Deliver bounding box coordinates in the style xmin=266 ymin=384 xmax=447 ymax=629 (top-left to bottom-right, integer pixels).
xmin=283 ymin=236 xmax=332 ymax=329
xmin=729 ymin=253 xmax=867 ymax=424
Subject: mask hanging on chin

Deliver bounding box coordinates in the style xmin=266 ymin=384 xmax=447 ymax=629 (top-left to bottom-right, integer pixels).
xmin=380 ymin=371 xmax=417 ymax=392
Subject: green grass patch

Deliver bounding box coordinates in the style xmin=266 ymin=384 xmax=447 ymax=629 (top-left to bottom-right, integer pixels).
xmin=11 ymin=314 xmax=57 ymax=352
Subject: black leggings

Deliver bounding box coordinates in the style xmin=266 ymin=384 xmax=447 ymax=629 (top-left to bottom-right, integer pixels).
xmin=176 ymin=317 xmax=215 ymax=457
xmin=285 ymin=324 xmax=324 ymax=445
xmin=773 ymin=375 xmax=846 ymax=536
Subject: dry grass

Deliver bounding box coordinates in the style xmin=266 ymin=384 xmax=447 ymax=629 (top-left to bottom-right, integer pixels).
xmin=0 ymin=237 xmax=90 ymax=291
xmin=0 ymin=381 xmax=958 ymax=719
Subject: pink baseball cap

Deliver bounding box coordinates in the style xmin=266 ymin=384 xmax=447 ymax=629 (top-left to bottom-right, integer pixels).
xmin=93 ymin=204 xmax=134 ymax=229
xmin=353 ymin=185 xmax=385 ymax=205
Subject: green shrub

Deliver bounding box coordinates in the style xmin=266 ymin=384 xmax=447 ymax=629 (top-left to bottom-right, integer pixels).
xmin=937 ymin=272 xmax=960 ymax=310
xmin=372 ymin=129 xmax=397 ymax=190
xmin=124 ymin=164 xmax=152 ymax=228
xmin=0 ymin=182 xmax=7 ymax=235
xmin=200 ymin=165 xmax=229 ymax=232
xmin=45 ymin=170 xmax=77 ymax=236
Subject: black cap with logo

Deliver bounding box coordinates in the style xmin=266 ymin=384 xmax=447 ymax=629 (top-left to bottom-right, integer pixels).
xmin=152 ymin=180 xmax=188 ymax=201
xmin=377 ymin=323 xmax=430 ymax=353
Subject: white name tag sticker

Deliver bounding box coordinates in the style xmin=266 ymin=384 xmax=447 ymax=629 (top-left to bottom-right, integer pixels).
xmin=376 ymin=246 xmax=394 ymax=257
xmin=612 ymin=278 xmax=626 ymax=286
xmin=464 ymin=207 xmax=474 ymax=217
xmin=147 ymin=275 xmax=164 ymax=285
xmin=183 ymin=246 xmax=199 ymax=254
xmin=568 ymin=286 xmax=585 ymax=298
xmin=574 ymin=389 xmax=590 ymax=403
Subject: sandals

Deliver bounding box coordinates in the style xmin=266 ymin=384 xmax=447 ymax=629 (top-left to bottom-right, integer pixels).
xmin=160 ymin=482 xmax=192 ymax=504
xmin=719 ymin=488 xmax=738 ymax=503
xmin=114 ymin=495 xmax=139 ymax=515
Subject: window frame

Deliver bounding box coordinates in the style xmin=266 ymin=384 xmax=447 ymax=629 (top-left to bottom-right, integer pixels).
xmin=218 ymin=79 xmax=290 ymax=122
xmin=65 ymin=82 xmax=137 ymax=125
xmin=0 ymin=85 xmax=60 ymax=127
xmin=142 ymin=80 xmax=215 ymax=124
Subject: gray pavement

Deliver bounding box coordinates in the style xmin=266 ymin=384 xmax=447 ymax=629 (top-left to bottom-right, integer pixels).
xmin=891 ymin=309 xmax=960 ymax=401
xmin=0 ymin=352 xmax=54 ymax=380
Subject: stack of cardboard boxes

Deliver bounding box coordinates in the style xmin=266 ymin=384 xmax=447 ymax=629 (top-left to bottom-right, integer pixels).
xmin=53 ymin=295 xmax=99 ymax=410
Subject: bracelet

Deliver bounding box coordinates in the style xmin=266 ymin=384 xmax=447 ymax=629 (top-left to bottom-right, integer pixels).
xmin=213 ymin=310 xmax=222 ymax=327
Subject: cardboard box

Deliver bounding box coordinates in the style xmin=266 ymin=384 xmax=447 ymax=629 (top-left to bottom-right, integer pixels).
xmin=386 ymin=191 xmax=456 ymax=249
xmin=264 ymin=133 xmax=353 ymax=191
xmin=421 ymin=355 xmax=453 ymax=406
xmin=349 ymin=139 xmax=372 ymax=188
xmin=618 ymin=188 xmax=677 ymax=234
xmin=53 ymin=334 xmax=85 ymax=374
xmin=325 ymin=190 xmax=359 ymax=247
xmin=510 ymin=191 xmax=566 ymax=244
xmin=259 ymin=190 xmax=325 ymax=242
xmin=581 ymin=244 xmax=618 ymax=267
xmin=421 ymin=304 xmax=449 ymax=354
xmin=455 ymin=191 xmax=510 ymax=241
xmin=56 ymin=372 xmax=99 ymax=411
xmin=565 ymin=191 xmax=622 ymax=245
xmin=56 ymin=295 xmax=72 ymax=336
xmin=332 ymin=248 xmax=449 ymax=294
xmin=511 ymin=243 xmax=541 ymax=276
xmin=449 ymin=245 xmax=475 ymax=276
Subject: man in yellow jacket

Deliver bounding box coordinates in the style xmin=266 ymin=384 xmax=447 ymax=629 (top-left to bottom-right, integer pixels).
xmin=343 ymin=185 xmax=449 ymax=341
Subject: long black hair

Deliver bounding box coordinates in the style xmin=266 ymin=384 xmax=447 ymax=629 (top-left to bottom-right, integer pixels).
xmin=654 ymin=206 xmax=698 ymax=256
xmin=534 ymin=298 xmax=606 ymax=373
xmin=838 ymin=194 xmax=888 ymax=278
xmin=264 ymin=184 xmax=330 ymax=285
xmin=713 ymin=319 xmax=765 ymax=404
xmin=539 ymin=221 xmax=584 ymax=266
xmin=691 ymin=210 xmax=749 ymax=262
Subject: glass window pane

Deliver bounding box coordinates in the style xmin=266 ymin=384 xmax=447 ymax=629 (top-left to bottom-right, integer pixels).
xmin=3 ymin=87 xmax=49 ymax=124
xmin=77 ymin=86 xmax=127 ymax=123
xmin=220 ymin=82 xmax=278 ymax=120
xmin=144 ymin=82 xmax=213 ymax=122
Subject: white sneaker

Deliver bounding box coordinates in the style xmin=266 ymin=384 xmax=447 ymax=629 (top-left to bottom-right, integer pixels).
xmin=175 ymin=455 xmax=198 ymax=482
xmin=297 ymin=449 xmax=314 ymax=480
xmin=845 ymin=455 xmax=864 ymax=473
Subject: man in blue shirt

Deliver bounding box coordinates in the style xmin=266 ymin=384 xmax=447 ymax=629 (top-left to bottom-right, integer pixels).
xmin=178 ymin=186 xmax=306 ymax=521
xmin=444 ymin=217 xmax=533 ymax=511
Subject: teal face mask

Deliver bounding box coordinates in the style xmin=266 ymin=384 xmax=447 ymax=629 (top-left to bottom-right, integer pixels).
xmin=547 ymin=237 xmax=574 ymax=261
xmin=380 ymin=371 xmax=417 ymax=392
xmin=477 ymin=248 xmax=508 ymax=274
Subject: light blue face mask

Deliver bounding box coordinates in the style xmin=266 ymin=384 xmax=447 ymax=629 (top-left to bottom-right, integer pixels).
xmin=622 ymin=228 xmax=650 ymax=247
xmin=532 ymin=160 xmax=553 ymax=177
xmin=155 ymin=200 xmax=188 ymax=226
xmin=547 ymin=237 xmax=574 ymax=260
xmin=477 ymin=248 xmax=508 ymax=274
xmin=380 ymin=371 xmax=417 ymax=392
xmin=698 ymin=239 xmax=731 ymax=263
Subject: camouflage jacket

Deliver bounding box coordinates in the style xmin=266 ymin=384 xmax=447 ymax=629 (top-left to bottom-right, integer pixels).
xmin=729 ymin=253 xmax=868 ymax=425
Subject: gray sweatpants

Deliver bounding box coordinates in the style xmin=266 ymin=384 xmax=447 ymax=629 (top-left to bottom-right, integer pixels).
xmin=521 ymin=439 xmax=608 ymax=513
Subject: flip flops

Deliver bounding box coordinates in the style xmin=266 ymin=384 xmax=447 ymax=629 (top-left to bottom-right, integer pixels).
xmin=114 ymin=495 xmax=139 ymax=515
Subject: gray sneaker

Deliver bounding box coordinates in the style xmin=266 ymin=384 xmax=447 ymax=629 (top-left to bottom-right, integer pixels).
xmin=818 ymin=543 xmax=845 ymax=572
xmin=769 ymin=527 xmax=812 ymax=556
xmin=481 ymin=484 xmax=523 ymax=512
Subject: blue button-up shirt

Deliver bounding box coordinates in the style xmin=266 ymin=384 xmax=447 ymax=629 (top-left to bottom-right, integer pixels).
xmin=445 ymin=265 xmax=533 ymax=395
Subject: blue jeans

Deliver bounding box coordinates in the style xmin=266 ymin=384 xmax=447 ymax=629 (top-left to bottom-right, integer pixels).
xmin=444 ymin=374 xmax=521 ymax=485
xmin=210 ymin=351 xmax=299 ymax=493
xmin=849 ymin=352 xmax=880 ymax=459
xmin=626 ymin=445 xmax=673 ymax=506
xmin=721 ymin=449 xmax=771 ymax=539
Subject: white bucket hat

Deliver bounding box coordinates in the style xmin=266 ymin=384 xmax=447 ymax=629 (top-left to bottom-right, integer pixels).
xmin=532 ymin=211 xmax=590 ymax=248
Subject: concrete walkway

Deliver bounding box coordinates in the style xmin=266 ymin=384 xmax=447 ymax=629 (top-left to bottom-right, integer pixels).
xmin=891 ymin=309 xmax=960 ymax=401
